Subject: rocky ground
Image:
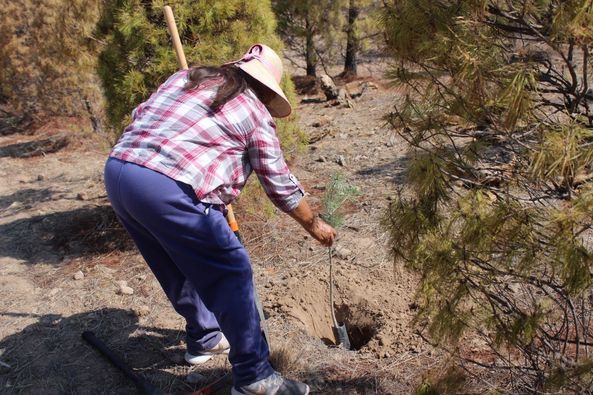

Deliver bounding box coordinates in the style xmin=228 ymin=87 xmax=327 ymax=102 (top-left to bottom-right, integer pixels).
xmin=0 ymin=61 xmax=444 ymax=394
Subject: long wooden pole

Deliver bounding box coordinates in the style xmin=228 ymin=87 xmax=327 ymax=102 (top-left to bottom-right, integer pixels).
xmin=163 ymin=5 xmax=270 ymax=350
xmin=163 ymin=5 xmax=241 ymax=241
xmin=164 ymin=6 xmax=188 ymax=70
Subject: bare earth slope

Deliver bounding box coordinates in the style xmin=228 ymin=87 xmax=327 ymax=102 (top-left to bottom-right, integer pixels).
xmin=0 ymin=72 xmax=439 ymax=394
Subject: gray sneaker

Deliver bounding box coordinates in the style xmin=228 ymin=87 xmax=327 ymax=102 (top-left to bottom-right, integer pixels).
xmin=231 ymin=371 xmax=310 ymax=395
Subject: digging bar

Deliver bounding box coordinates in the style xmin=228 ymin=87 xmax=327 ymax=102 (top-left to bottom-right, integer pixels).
xmin=329 ymin=247 xmax=351 ymax=349
xmin=163 ymin=5 xmax=272 ymax=352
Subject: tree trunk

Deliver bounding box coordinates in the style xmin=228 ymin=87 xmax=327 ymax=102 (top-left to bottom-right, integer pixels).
xmin=343 ymin=0 xmax=360 ymax=79
xmin=305 ymin=13 xmax=317 ymax=77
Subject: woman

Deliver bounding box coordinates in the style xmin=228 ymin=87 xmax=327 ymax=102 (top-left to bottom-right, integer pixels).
xmin=104 ymin=44 xmax=336 ymax=395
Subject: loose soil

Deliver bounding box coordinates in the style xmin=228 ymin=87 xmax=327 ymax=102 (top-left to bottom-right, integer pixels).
xmin=0 ymin=60 xmax=443 ymax=394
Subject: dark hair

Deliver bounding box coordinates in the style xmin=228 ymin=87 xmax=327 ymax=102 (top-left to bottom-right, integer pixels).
xmin=184 ymin=65 xmax=248 ymax=111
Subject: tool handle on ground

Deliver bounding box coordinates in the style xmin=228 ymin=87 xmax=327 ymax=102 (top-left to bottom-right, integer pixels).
xmin=82 ymin=331 xmax=166 ymax=395
xmin=163 ymin=6 xmax=188 ymax=70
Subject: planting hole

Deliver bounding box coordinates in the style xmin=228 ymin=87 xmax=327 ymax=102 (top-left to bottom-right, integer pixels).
xmin=327 ymin=303 xmax=378 ymax=350
xmin=278 ymin=279 xmax=381 ymax=350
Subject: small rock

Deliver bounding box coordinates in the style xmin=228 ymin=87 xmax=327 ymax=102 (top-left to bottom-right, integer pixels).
xmin=334 ymin=246 xmax=352 ymax=260
xmin=73 ymin=271 xmax=84 ymax=280
xmin=37 ymin=175 xmax=44 ymax=181
xmin=76 ymin=193 xmax=87 ymax=201
xmin=117 ymin=280 xmax=134 ymax=295
xmin=119 ymin=286 xmax=134 ymax=295
xmin=186 ymin=372 xmax=206 ymax=384
xmin=316 ymin=156 xmax=328 ymax=163
xmin=336 ymin=155 xmax=346 ymax=166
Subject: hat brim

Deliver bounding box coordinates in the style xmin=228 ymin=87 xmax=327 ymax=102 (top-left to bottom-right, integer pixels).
xmin=236 ymin=60 xmax=292 ymax=118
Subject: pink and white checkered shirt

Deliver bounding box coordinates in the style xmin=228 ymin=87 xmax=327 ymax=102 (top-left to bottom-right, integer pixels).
xmin=109 ymin=70 xmax=304 ymax=212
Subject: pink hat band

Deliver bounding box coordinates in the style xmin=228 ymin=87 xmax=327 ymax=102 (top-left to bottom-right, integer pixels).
xmin=238 ymin=45 xmax=282 ymax=83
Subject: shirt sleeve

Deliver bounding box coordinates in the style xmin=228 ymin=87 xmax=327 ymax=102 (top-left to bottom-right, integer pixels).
xmin=247 ymin=120 xmax=305 ymax=212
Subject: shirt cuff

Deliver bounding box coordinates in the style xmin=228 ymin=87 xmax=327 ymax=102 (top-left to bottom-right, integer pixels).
xmin=276 ymin=188 xmax=304 ymax=212
xmin=274 ymin=174 xmax=305 ymax=212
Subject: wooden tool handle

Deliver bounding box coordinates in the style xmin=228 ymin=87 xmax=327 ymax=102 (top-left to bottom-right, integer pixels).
xmin=163 ymin=5 xmax=241 ymax=236
xmin=163 ymin=6 xmax=188 ymax=70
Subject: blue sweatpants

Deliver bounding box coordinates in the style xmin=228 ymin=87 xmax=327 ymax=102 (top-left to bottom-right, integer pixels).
xmin=104 ymin=157 xmax=273 ymax=386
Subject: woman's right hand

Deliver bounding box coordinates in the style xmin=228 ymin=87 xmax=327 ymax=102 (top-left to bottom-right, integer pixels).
xmin=288 ymin=198 xmax=337 ymax=246
xmin=307 ymin=217 xmax=337 ymax=247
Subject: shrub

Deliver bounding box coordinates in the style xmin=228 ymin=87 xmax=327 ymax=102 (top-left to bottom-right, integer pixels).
xmin=96 ymin=0 xmax=305 ymax=156
xmin=382 ymin=1 xmax=593 ymax=392
xmin=0 ymin=0 xmax=104 ymax=127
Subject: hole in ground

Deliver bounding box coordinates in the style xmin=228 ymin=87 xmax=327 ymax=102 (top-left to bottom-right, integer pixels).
xmin=331 ymin=303 xmax=379 ymax=350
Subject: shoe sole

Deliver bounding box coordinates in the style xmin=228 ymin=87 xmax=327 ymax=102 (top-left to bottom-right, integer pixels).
xmin=184 ymin=349 xmax=230 ymax=365
xmin=185 ymin=353 xmax=213 ymax=365
xmin=230 ymin=384 xmax=310 ymax=395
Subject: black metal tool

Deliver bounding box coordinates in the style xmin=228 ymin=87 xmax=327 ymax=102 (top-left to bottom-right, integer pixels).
xmin=82 ymin=331 xmax=165 ymax=395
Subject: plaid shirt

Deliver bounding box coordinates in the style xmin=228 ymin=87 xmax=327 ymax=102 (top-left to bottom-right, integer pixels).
xmin=110 ymin=70 xmax=304 ymax=212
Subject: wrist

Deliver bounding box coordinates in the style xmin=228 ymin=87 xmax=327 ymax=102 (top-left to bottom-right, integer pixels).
xmin=302 ymin=214 xmax=318 ymax=230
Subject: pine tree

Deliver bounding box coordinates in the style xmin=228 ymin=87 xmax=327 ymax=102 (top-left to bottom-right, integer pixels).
xmin=382 ymin=1 xmax=593 ymax=392
xmin=0 ymin=0 xmax=103 ymax=128
xmin=272 ymin=0 xmax=330 ymax=77
xmin=273 ymin=0 xmax=380 ymax=79
xmin=340 ymin=0 xmax=380 ymax=79
xmin=97 ymin=0 xmax=304 ymax=155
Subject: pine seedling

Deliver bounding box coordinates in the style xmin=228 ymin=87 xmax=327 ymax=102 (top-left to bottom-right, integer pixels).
xmin=321 ymin=173 xmax=360 ymax=228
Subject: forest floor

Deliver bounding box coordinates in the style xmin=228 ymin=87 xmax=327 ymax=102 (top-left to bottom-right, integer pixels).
xmin=0 ymin=58 xmax=448 ymax=394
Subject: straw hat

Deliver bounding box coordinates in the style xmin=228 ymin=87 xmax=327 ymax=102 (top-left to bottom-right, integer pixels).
xmin=230 ymin=44 xmax=291 ymax=118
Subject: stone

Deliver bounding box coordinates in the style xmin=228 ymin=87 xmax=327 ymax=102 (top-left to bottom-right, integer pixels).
xmin=316 ymin=156 xmax=328 ymax=163
xmin=334 ymin=246 xmax=352 ymax=260
xmin=336 ymin=155 xmax=346 ymax=166
xmin=76 ymin=193 xmax=87 ymax=201
xmin=37 ymin=175 xmax=44 ymax=181
xmin=73 ymin=271 xmax=84 ymax=280
xmin=117 ymin=280 xmax=134 ymax=295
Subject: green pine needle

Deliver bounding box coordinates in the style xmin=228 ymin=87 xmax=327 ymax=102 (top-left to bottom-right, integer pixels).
xmin=321 ymin=173 xmax=360 ymax=228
